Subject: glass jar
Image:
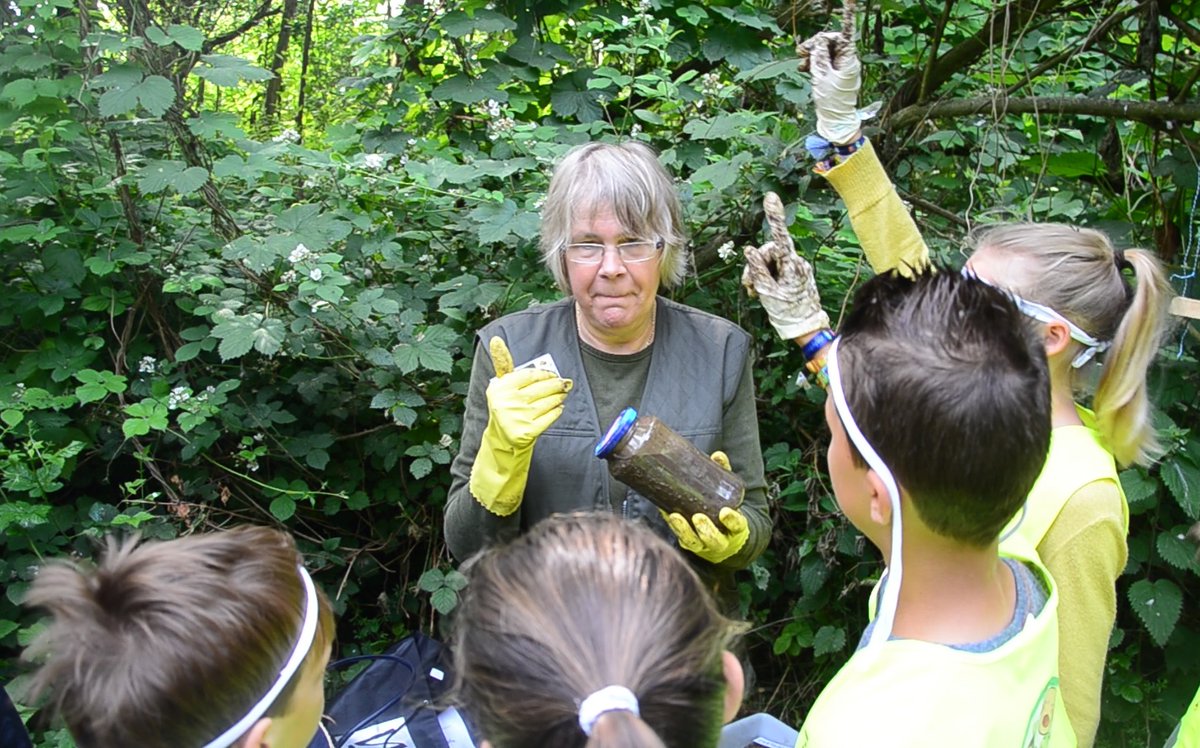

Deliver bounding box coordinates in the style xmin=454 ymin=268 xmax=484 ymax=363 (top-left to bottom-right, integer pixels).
xmin=594 ymin=407 xmax=744 ymax=522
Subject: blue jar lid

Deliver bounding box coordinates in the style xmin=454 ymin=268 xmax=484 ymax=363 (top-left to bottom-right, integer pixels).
xmin=595 ymin=407 xmax=639 ymax=458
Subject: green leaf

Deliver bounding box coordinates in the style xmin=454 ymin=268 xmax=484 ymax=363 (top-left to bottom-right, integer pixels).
xmin=1127 ymin=578 xmax=1183 ymax=647
xmin=98 ymin=84 xmax=139 ymax=117
xmin=550 ymin=70 xmax=602 ymax=122
xmin=192 ymin=54 xmax=274 ymax=87
xmin=0 ymin=501 xmax=51 ymax=532
xmin=1161 ymin=458 xmax=1200 ymax=518
xmin=137 ymin=161 xmax=207 ymax=195
xmin=166 ymin=24 xmax=205 ymax=51
xmin=134 ymin=75 xmax=175 ymax=116
xmin=430 ymin=587 xmax=458 ymax=614
xmin=410 ymin=456 xmax=433 ymax=479
xmin=813 ymin=625 xmax=847 ymax=657
xmin=1156 ymin=527 xmax=1198 ymax=573
xmin=431 ymin=68 xmax=507 ymax=105
xmin=444 ymin=570 xmax=468 ymax=592
xmin=1120 ymin=468 xmax=1157 ymax=512
xmin=418 ymin=568 xmax=445 ymax=592
xmin=1 ymin=409 xmax=23 ymax=427
xmin=441 ymin=9 xmax=516 ymax=37
xmin=251 ymin=318 xmax=286 ymax=356
xmin=144 ymin=26 xmax=171 ymax=46
xmin=0 ymin=619 xmax=18 ymax=640
xmin=269 ymin=494 xmax=297 ymax=521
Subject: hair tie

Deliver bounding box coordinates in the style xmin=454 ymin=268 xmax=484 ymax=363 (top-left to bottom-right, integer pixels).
xmin=1114 ymin=248 xmax=1133 ymax=274
xmin=578 ymin=685 xmax=640 ymax=736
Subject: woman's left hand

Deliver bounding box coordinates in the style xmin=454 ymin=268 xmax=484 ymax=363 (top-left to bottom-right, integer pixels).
xmin=664 ymin=450 xmax=751 ymax=564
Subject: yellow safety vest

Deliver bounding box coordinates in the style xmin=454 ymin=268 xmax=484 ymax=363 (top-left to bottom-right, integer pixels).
xmin=1001 ymin=407 xmax=1126 ymax=551
xmin=798 ymin=552 xmax=1076 ymax=748
xmin=1166 ymin=686 xmax=1200 ymax=748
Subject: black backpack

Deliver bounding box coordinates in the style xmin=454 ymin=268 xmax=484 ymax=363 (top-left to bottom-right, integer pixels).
xmin=308 ymin=632 xmax=477 ymax=748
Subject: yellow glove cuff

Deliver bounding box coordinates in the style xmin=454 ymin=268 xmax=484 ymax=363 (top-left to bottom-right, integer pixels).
xmin=468 ymin=424 xmax=534 ymax=517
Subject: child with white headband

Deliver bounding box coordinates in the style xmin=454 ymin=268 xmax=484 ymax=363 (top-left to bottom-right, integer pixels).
xmin=20 ymin=525 xmax=334 ymax=748
xmin=452 ymin=512 xmax=744 ymax=748
xmin=743 ymin=19 xmax=1174 ymax=746
xmin=795 ymin=269 xmax=1072 ymax=746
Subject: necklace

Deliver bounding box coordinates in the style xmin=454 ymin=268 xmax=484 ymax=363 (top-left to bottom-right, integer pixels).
xmin=575 ymin=302 xmax=656 ymax=353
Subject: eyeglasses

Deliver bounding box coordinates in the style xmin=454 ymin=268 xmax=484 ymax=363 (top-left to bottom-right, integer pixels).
xmin=563 ymin=238 xmax=664 ymax=265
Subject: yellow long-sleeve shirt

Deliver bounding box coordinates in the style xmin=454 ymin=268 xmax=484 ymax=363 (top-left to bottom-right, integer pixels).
xmin=822 ymin=139 xmax=1124 ymax=747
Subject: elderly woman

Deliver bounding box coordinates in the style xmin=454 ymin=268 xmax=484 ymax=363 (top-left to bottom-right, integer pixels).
xmin=444 ymin=141 xmax=771 ymax=574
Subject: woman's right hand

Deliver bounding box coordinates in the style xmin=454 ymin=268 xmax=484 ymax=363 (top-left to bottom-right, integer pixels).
xmin=797 ymin=19 xmax=862 ymax=145
xmin=484 ymin=337 xmax=572 ymax=452
xmin=470 ymin=337 xmax=572 ymax=516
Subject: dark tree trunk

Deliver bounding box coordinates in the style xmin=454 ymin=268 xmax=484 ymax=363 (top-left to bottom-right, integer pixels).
xmin=294 ymin=0 xmax=316 ymax=135
xmin=263 ymin=0 xmax=299 ymax=124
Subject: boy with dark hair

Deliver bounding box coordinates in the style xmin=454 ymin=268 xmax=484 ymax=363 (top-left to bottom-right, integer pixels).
xmin=798 ymin=269 xmax=1075 ymax=746
xmin=20 ymin=525 xmax=335 ymax=748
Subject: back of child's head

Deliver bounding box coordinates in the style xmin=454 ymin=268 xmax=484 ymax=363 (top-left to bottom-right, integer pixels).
xmin=21 ymin=525 xmax=334 ymax=748
xmin=969 ymin=222 xmax=1173 ymax=466
xmin=836 ymin=269 xmax=1052 ymax=547
xmin=453 ymin=512 xmax=738 ymax=748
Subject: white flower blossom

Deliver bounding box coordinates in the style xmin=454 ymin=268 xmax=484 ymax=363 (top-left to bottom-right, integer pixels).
xmin=407 ymin=138 xmax=417 ymax=146
xmin=424 ymin=0 xmax=444 ymax=15
xmin=630 ymin=123 xmax=642 ymax=136
xmin=363 ymin=153 xmax=387 ymax=171
xmin=716 ymin=241 xmax=736 ymax=262
xmin=167 ymin=385 xmax=192 ymax=410
xmin=309 ymin=267 xmax=323 ymax=281
xmin=138 ymin=356 xmax=158 ymax=375
xmin=439 ymin=433 xmax=453 ymax=448
xmin=280 ymin=269 xmax=297 ymax=284
xmin=272 ymin=128 xmax=300 ymax=144
xmin=485 ymin=99 xmax=502 ymax=117
xmin=288 ymin=243 xmax=313 ymax=265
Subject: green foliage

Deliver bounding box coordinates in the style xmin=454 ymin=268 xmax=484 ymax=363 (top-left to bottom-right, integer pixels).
xmin=0 ymin=0 xmax=1196 ymax=745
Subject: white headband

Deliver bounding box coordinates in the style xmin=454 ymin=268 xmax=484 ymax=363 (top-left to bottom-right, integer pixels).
xmin=201 ymin=565 xmax=321 ymax=748
xmin=827 ymin=339 xmax=904 ymax=650
xmin=962 ymin=268 xmax=1110 ymax=368
xmin=578 ymin=685 xmax=640 ymax=736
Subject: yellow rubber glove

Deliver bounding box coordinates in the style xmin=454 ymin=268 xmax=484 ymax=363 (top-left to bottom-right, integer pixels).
xmin=469 ymin=337 xmax=572 ymax=516
xmin=664 ymin=451 xmax=751 ymax=564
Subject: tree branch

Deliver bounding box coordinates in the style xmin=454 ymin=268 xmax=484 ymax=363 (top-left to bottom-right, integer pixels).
xmin=203 ymin=0 xmax=278 ymax=52
xmin=884 ymin=0 xmax=1070 ymax=119
xmin=918 ymin=0 xmax=956 ymax=103
xmin=1005 ymin=0 xmax=1145 ymax=96
xmin=1161 ymin=7 xmax=1200 ymax=48
xmin=890 ymin=95 xmax=1200 ymax=130
xmin=897 ymin=189 xmax=970 ymax=229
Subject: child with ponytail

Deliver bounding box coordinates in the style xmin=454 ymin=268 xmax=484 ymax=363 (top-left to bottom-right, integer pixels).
xmin=452 ymin=512 xmax=744 ymax=748
xmin=742 ymin=20 xmax=1174 ymax=747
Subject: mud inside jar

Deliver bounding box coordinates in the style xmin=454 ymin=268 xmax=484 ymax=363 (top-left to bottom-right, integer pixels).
xmin=596 ymin=408 xmax=744 ymax=523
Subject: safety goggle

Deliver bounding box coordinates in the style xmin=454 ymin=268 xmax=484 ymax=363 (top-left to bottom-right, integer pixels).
xmin=963 ymin=268 xmax=1110 ymax=368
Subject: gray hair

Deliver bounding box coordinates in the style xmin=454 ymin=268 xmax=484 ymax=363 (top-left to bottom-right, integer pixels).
xmin=539 ymin=142 xmax=688 ymax=292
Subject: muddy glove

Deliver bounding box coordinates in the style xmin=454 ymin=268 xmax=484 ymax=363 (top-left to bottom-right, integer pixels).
xmin=796 ymin=5 xmax=863 ymax=145
xmin=741 ymin=192 xmax=830 ymax=340
xmin=665 ymin=451 xmax=750 ymax=565
xmin=469 ymin=337 xmax=573 ymax=516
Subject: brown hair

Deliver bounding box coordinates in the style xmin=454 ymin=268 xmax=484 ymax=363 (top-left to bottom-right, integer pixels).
xmin=838 ymin=269 xmax=1052 ymax=547
xmin=21 ymin=525 xmax=335 ymax=748
xmin=969 ymin=223 xmax=1174 ymax=467
xmin=453 ymin=513 xmax=739 ymax=748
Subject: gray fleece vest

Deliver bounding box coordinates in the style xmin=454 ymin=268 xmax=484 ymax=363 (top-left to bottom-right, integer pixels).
xmin=477 ymin=296 xmax=751 ymax=533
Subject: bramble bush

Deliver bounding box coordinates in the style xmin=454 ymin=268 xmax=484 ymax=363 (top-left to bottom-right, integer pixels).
xmin=0 ymin=0 xmax=1197 ymax=744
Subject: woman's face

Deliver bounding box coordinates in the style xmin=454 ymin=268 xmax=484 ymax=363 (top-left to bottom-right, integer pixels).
xmin=567 ymin=204 xmax=661 ymax=339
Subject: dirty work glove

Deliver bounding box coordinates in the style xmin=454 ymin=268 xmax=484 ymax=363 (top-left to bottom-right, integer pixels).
xmin=741 ymin=192 xmax=830 ymax=340
xmin=664 ymin=451 xmax=750 ymax=565
xmin=797 ymin=21 xmax=863 ymax=145
xmin=469 ymin=336 xmax=573 ymax=516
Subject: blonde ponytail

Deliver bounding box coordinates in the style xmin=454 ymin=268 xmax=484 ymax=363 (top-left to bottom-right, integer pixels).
xmin=1092 ymin=248 xmax=1173 ymax=466
xmin=971 ymin=223 xmax=1174 ymax=467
